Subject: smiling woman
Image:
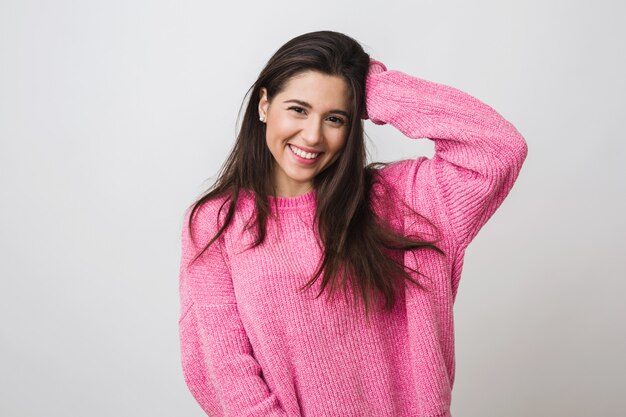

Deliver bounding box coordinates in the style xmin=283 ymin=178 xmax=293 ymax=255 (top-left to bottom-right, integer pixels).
xmin=259 ymin=70 xmax=351 ymax=196
xmin=178 ymin=30 xmax=527 ymax=417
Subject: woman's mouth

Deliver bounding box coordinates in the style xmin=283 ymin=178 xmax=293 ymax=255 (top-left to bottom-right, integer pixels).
xmin=288 ymin=144 xmax=321 ymax=160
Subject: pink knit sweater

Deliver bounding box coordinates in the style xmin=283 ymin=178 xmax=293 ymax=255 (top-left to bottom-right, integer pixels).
xmin=178 ymin=61 xmax=528 ymax=417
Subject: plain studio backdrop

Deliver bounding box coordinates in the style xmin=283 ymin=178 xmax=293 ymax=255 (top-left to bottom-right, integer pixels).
xmin=1 ymin=0 xmax=624 ymax=416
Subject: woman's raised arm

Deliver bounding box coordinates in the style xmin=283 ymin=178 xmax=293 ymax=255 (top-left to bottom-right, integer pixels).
xmin=365 ymin=60 xmax=528 ymax=249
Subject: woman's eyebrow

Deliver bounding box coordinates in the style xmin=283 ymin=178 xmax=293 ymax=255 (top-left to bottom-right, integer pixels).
xmin=283 ymin=99 xmax=350 ymax=118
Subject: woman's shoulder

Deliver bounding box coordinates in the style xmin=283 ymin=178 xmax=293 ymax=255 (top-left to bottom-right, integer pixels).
xmin=184 ymin=188 xmax=259 ymax=235
xmin=183 ymin=192 xmax=235 ymax=236
xmin=369 ymin=157 xmax=429 ymax=195
xmin=368 ymin=157 xmax=438 ymax=226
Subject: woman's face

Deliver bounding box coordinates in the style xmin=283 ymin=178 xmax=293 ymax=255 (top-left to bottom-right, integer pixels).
xmin=258 ymin=70 xmax=351 ymax=197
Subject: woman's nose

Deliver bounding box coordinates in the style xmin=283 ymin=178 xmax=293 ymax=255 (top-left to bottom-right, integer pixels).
xmin=301 ymin=118 xmax=323 ymax=145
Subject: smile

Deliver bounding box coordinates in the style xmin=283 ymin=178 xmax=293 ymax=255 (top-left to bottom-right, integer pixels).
xmin=288 ymin=144 xmax=321 ymax=160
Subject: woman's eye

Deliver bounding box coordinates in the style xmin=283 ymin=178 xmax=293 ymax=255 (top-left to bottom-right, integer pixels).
xmin=288 ymin=106 xmax=305 ymax=114
xmin=328 ymin=116 xmax=346 ymax=125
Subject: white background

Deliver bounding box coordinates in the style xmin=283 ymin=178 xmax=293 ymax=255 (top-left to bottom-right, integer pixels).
xmin=1 ymin=0 xmax=624 ymax=416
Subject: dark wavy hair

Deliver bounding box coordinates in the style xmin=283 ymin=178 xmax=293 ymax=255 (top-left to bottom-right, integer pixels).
xmin=186 ymin=30 xmax=444 ymax=319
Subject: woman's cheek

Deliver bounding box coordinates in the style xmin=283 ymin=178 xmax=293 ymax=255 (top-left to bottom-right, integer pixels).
xmin=280 ymin=117 xmax=299 ymax=134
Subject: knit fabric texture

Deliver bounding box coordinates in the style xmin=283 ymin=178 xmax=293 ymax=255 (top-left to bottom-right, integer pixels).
xmin=178 ymin=62 xmax=528 ymax=417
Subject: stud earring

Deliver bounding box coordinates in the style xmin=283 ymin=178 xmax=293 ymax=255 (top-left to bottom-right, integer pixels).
xmin=259 ymin=115 xmax=266 ymax=123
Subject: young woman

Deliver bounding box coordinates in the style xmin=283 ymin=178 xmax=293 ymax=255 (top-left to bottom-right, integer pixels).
xmin=178 ymin=30 xmax=527 ymax=417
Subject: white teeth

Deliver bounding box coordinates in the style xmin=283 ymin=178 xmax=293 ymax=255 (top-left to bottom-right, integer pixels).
xmin=289 ymin=144 xmax=319 ymax=159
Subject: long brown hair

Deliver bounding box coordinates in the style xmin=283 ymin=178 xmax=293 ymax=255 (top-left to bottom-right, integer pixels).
xmin=186 ymin=30 xmax=444 ymax=319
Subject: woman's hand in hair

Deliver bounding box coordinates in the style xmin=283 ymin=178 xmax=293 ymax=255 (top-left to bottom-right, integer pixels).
xmin=362 ymin=58 xmax=388 ymax=125
xmin=368 ymin=58 xmax=387 ymax=75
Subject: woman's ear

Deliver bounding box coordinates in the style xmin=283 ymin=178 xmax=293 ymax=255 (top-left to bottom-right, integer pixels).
xmin=258 ymin=87 xmax=269 ymax=120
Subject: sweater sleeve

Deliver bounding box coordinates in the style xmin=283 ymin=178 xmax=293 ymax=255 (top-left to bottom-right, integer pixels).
xmin=365 ymin=61 xmax=528 ymax=248
xmin=178 ymin=205 xmax=288 ymax=416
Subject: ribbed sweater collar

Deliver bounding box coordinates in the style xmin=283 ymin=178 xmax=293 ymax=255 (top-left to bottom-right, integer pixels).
xmin=240 ymin=188 xmax=316 ymax=209
xmin=268 ymin=189 xmax=316 ymax=209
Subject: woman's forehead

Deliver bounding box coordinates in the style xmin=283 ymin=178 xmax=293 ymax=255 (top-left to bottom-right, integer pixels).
xmin=277 ymin=71 xmax=350 ymax=111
